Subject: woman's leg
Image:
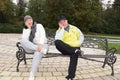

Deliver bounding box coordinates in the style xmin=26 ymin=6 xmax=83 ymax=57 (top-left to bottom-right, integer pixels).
xmin=30 ymin=51 xmax=43 ymax=78
xmin=20 ymin=39 xmax=38 ymax=52
xmin=20 ymin=39 xmax=43 ymax=80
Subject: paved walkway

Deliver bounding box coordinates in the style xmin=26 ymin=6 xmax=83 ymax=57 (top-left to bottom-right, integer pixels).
xmin=0 ymin=34 xmax=120 ymax=80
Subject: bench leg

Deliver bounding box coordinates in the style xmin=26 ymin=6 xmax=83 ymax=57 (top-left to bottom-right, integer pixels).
xmin=110 ymin=64 xmax=114 ymax=76
xmin=24 ymin=54 xmax=27 ymax=65
xmin=16 ymin=60 xmax=21 ymax=72
xmin=16 ymin=51 xmax=25 ymax=72
xmin=107 ymin=56 xmax=117 ymax=76
xmin=102 ymin=58 xmax=107 ymax=68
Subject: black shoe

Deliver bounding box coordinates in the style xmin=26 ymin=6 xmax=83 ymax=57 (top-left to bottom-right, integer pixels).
xmin=75 ymin=49 xmax=84 ymax=56
xmin=67 ymin=78 xmax=73 ymax=80
xmin=65 ymin=76 xmax=73 ymax=80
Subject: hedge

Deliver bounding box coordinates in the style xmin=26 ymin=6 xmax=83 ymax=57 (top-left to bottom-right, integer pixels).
xmin=0 ymin=23 xmax=23 ymax=33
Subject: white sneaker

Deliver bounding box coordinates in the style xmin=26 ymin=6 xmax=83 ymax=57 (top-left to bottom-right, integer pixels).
xmin=41 ymin=48 xmax=48 ymax=54
xmin=41 ymin=44 xmax=49 ymax=54
xmin=29 ymin=76 xmax=34 ymax=80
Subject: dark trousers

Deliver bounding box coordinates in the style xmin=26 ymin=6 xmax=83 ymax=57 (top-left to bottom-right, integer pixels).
xmin=55 ymin=40 xmax=79 ymax=78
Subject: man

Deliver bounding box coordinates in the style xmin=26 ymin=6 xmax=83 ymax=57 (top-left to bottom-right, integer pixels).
xmin=55 ymin=16 xmax=84 ymax=80
xmin=20 ymin=15 xmax=48 ymax=80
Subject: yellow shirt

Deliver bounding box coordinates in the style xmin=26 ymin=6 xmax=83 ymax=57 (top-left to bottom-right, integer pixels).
xmin=60 ymin=25 xmax=81 ymax=47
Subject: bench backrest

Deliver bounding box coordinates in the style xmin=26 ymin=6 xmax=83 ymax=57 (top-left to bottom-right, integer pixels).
xmin=47 ymin=34 xmax=108 ymax=51
xmin=81 ymin=37 xmax=108 ymax=51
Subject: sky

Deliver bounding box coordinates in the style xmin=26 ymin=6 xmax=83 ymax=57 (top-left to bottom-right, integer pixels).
xmin=13 ymin=0 xmax=115 ymax=5
xmin=12 ymin=0 xmax=115 ymax=9
xmin=102 ymin=0 xmax=115 ymax=4
xmin=12 ymin=0 xmax=18 ymax=4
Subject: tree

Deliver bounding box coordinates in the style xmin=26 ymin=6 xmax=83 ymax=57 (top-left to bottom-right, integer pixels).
xmin=71 ymin=0 xmax=103 ymax=33
xmin=45 ymin=0 xmax=103 ymax=33
xmin=0 ymin=0 xmax=16 ymax=23
xmin=17 ymin=0 xmax=26 ymax=20
xmin=95 ymin=0 xmax=120 ymax=34
xmin=113 ymin=0 xmax=120 ymax=13
xmin=45 ymin=0 xmax=75 ymax=28
xmin=28 ymin=0 xmax=47 ymax=26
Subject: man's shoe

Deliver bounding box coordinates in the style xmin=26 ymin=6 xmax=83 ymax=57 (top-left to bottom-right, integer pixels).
xmin=75 ymin=49 xmax=84 ymax=56
xmin=65 ymin=76 xmax=73 ymax=80
xmin=67 ymin=78 xmax=73 ymax=80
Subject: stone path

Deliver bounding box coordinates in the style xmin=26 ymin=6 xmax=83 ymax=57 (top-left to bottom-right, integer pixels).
xmin=0 ymin=34 xmax=120 ymax=80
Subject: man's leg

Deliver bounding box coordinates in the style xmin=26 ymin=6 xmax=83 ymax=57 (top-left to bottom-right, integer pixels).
xmin=55 ymin=40 xmax=79 ymax=79
xmin=67 ymin=54 xmax=78 ymax=78
xmin=55 ymin=40 xmax=79 ymax=55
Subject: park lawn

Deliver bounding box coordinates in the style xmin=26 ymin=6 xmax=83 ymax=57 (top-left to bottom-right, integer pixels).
xmin=108 ymin=43 xmax=120 ymax=54
xmin=86 ymin=34 xmax=120 ymax=40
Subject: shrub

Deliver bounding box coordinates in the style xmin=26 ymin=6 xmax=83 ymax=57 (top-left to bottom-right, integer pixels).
xmin=0 ymin=23 xmax=23 ymax=33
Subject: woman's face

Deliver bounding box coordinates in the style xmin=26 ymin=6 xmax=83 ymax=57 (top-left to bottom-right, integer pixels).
xmin=25 ymin=19 xmax=33 ymax=28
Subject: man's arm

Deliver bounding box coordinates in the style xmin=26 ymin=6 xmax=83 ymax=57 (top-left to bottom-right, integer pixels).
xmin=55 ymin=27 xmax=65 ymax=40
xmin=75 ymin=27 xmax=84 ymax=45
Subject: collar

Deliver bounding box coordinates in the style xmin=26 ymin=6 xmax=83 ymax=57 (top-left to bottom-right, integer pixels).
xmin=64 ymin=25 xmax=69 ymax=32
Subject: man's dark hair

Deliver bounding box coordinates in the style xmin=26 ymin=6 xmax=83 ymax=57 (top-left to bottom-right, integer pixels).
xmin=58 ymin=16 xmax=67 ymax=22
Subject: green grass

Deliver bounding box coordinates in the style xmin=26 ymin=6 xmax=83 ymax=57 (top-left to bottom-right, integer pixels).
xmin=85 ymin=34 xmax=120 ymax=40
xmin=109 ymin=43 xmax=120 ymax=54
xmin=85 ymin=34 xmax=120 ymax=54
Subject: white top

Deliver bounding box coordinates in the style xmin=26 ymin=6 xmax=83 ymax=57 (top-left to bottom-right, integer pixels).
xmin=22 ymin=24 xmax=47 ymax=45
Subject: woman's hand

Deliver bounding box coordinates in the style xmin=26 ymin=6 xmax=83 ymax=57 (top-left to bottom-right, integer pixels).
xmin=37 ymin=44 xmax=43 ymax=52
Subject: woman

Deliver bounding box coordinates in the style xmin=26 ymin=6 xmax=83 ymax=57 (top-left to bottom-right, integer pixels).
xmin=21 ymin=15 xmax=48 ymax=80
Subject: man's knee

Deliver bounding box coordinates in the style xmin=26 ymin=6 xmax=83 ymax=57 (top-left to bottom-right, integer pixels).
xmin=55 ymin=40 xmax=62 ymax=46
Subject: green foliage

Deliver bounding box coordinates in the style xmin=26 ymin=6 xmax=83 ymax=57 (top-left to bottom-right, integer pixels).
xmin=0 ymin=0 xmax=120 ymax=34
xmin=45 ymin=27 xmax=56 ymax=33
xmin=113 ymin=0 xmax=120 ymax=13
xmin=90 ymin=8 xmax=120 ymax=34
xmin=28 ymin=0 xmax=47 ymax=26
xmin=71 ymin=0 xmax=102 ymax=33
xmin=89 ymin=0 xmax=120 ymax=35
xmin=109 ymin=43 xmax=120 ymax=54
xmin=0 ymin=23 xmax=22 ymax=33
xmin=45 ymin=0 xmax=102 ymax=33
xmin=0 ymin=0 xmax=16 ymax=23
xmin=45 ymin=0 xmax=75 ymax=28
xmin=17 ymin=0 xmax=26 ymax=20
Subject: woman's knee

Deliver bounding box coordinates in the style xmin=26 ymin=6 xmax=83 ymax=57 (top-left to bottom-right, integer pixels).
xmin=20 ymin=39 xmax=28 ymax=45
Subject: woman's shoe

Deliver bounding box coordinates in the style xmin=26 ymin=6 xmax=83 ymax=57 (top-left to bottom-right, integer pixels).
xmin=29 ymin=76 xmax=34 ymax=80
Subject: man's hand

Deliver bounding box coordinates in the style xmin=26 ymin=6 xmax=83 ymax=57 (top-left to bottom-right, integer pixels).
xmin=59 ymin=23 xmax=64 ymax=28
xmin=37 ymin=44 xmax=43 ymax=52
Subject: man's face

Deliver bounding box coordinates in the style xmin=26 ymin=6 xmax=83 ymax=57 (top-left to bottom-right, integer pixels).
xmin=25 ymin=19 xmax=33 ymax=28
xmin=58 ymin=20 xmax=68 ymax=28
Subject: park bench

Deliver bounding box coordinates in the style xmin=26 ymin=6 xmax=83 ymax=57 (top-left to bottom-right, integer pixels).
xmin=16 ymin=33 xmax=117 ymax=76
xmin=80 ymin=37 xmax=117 ymax=76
